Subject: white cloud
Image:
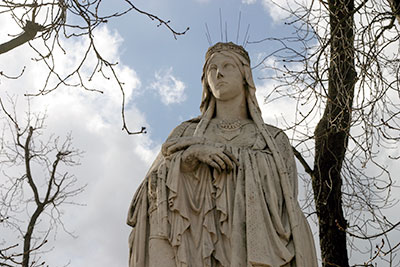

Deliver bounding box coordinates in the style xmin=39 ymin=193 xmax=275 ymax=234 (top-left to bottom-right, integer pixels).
xmin=0 ymin=17 xmax=156 ymax=267
xmin=150 ymin=67 xmax=187 ymax=105
xmin=261 ymin=0 xmax=292 ymax=22
xmin=260 ymin=0 xmax=317 ymax=22
xmin=242 ymin=0 xmax=257 ymax=4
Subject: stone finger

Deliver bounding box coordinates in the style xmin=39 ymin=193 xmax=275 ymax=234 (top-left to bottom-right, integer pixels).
xmin=209 ymin=161 xmax=222 ymax=173
xmin=217 ymin=153 xmax=234 ymax=171
xmin=212 ymin=154 xmax=226 ymax=170
xmin=167 ymin=141 xmax=191 ymax=155
xmin=207 ymin=156 xmax=221 ymax=173
xmin=162 ymin=141 xmax=178 ymax=155
xmin=223 ymin=150 xmax=239 ymax=166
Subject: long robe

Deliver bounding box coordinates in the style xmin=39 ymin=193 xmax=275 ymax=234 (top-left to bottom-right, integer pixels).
xmin=127 ymin=118 xmax=318 ymax=267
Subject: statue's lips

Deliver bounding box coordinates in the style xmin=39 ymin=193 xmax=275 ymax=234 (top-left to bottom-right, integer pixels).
xmin=216 ymin=81 xmax=227 ymax=88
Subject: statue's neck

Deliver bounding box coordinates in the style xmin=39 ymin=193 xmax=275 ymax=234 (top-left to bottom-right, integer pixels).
xmin=214 ymin=94 xmax=249 ymax=121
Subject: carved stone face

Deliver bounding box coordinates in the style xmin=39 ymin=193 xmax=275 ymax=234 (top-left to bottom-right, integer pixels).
xmin=206 ymin=53 xmax=245 ymax=101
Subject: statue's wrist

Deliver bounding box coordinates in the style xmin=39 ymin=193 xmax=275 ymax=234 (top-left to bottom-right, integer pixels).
xmin=181 ymin=149 xmax=199 ymax=172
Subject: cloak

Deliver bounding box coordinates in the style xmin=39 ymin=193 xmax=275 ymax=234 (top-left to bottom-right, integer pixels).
xmin=127 ymin=118 xmax=318 ymax=267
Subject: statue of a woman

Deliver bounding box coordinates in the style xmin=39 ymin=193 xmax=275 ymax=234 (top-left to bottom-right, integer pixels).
xmin=127 ymin=42 xmax=318 ymax=267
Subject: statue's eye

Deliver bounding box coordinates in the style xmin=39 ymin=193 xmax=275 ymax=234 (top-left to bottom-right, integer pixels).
xmin=224 ymin=63 xmax=234 ymax=69
xmin=209 ymin=65 xmax=217 ymax=71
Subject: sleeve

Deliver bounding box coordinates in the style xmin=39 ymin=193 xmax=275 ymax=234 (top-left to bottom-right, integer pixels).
xmin=128 ymin=119 xmax=198 ymax=227
xmin=275 ymin=130 xmax=298 ymax=198
xmin=127 ymin=152 xmax=163 ymax=227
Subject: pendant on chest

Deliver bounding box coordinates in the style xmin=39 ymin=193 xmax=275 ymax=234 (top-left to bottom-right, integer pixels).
xmin=216 ymin=128 xmax=242 ymax=141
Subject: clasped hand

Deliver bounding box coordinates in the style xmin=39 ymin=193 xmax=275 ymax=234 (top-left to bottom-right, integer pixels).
xmin=162 ymin=137 xmax=239 ymax=173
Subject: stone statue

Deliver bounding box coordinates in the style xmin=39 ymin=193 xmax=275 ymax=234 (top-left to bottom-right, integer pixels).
xmin=127 ymin=42 xmax=318 ymax=267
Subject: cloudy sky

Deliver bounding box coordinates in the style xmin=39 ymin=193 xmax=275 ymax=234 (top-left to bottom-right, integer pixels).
xmin=0 ymin=0 xmax=399 ymax=266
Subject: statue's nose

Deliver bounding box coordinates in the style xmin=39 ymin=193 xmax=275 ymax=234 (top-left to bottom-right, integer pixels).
xmin=216 ymin=68 xmax=224 ymax=78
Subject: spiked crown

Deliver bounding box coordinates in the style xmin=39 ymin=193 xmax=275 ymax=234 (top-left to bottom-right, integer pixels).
xmin=205 ymin=42 xmax=250 ymax=64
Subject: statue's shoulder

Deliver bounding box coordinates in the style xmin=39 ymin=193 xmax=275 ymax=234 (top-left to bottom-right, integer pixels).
xmin=263 ymin=123 xmax=287 ymax=140
xmin=166 ymin=116 xmax=201 ymax=140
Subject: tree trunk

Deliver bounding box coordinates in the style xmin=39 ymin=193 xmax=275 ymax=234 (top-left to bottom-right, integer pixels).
xmin=22 ymin=205 xmax=44 ymax=267
xmin=387 ymin=0 xmax=400 ymax=24
xmin=313 ymin=0 xmax=356 ymax=265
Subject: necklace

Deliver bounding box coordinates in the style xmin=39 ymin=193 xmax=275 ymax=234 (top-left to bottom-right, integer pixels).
xmin=218 ymin=119 xmax=242 ymax=130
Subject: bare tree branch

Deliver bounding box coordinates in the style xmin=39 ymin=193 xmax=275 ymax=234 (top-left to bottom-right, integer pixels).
xmin=251 ymin=0 xmax=400 ymax=264
xmin=0 ymin=98 xmax=84 ymax=267
xmin=0 ymin=0 xmax=189 ymax=135
xmin=0 ymin=21 xmax=45 ymax=54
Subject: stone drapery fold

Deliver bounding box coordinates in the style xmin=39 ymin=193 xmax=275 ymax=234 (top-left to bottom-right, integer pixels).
xmin=127 ymin=120 xmax=317 ymax=267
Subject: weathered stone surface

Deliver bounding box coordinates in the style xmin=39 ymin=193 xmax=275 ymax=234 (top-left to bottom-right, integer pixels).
xmin=127 ymin=42 xmax=318 ymax=267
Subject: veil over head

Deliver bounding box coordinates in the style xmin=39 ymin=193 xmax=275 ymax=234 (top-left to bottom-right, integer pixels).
xmin=127 ymin=42 xmax=318 ymax=267
xmin=194 ymin=43 xmax=310 ymax=265
xmin=200 ymin=42 xmax=258 ymax=114
xmin=195 ymin=42 xmax=262 ymax=137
